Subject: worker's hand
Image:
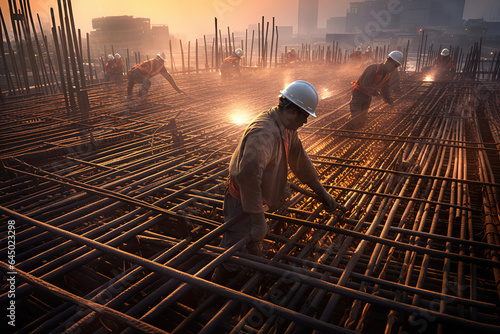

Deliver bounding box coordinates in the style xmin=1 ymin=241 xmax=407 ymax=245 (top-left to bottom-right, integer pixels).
xmin=249 ymin=213 xmax=268 ymax=242
xmin=322 ymin=193 xmax=347 ymax=213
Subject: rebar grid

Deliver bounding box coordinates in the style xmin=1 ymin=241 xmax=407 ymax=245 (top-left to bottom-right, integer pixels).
xmin=1 ymin=66 xmax=499 ymax=334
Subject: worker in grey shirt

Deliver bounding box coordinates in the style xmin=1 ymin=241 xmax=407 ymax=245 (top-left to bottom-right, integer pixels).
xmin=213 ymin=80 xmax=344 ymax=283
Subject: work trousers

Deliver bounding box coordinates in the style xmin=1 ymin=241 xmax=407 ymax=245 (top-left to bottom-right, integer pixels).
xmin=349 ymin=89 xmax=372 ymax=128
xmin=220 ymin=62 xmax=239 ymax=79
xmin=220 ymin=193 xmax=262 ymax=272
xmin=127 ymin=69 xmax=151 ymax=96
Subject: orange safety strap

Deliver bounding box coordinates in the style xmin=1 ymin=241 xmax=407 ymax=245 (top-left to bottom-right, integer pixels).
xmin=353 ymin=64 xmax=390 ymax=95
xmin=133 ymin=59 xmax=164 ymax=78
xmin=224 ymin=55 xmax=240 ymax=64
xmin=228 ymin=178 xmax=241 ymax=200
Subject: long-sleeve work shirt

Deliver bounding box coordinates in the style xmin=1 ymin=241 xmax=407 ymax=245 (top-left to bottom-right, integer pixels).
xmin=229 ymin=107 xmax=318 ymax=214
xmin=353 ymin=63 xmax=393 ymax=104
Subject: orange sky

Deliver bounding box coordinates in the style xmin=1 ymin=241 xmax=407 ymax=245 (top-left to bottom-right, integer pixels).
xmin=1 ymin=0 xmax=497 ymax=41
xmin=1 ymin=0 xmax=352 ymax=40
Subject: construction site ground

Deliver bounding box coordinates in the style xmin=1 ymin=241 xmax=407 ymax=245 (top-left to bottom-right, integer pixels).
xmin=1 ymin=64 xmax=500 ymax=333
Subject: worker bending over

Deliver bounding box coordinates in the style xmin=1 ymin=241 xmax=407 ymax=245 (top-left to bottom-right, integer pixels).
xmin=212 ymin=80 xmax=345 ymax=283
xmin=349 ymin=50 xmax=403 ymax=128
xmin=433 ymin=48 xmax=455 ymax=80
xmin=127 ymin=54 xmax=183 ymax=99
xmin=220 ymin=48 xmax=243 ymax=80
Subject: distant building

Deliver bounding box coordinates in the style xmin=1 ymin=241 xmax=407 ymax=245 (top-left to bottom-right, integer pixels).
xmin=90 ymin=16 xmax=171 ymax=56
xmin=399 ymin=0 xmax=466 ymax=32
xmin=298 ymin=0 xmax=319 ymax=36
xmin=277 ymin=26 xmax=294 ymax=43
xmin=346 ymin=0 xmax=399 ymax=34
xmin=151 ymin=25 xmax=170 ymax=50
xmin=345 ymin=0 xmax=466 ymax=34
xmin=327 ymin=17 xmax=347 ymax=34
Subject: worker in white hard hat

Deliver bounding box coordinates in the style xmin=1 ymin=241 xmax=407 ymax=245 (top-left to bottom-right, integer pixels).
xmin=286 ymin=48 xmax=298 ymax=63
xmin=348 ymin=50 xmax=403 ymax=129
xmin=212 ymin=80 xmax=345 ymax=284
xmin=433 ymin=48 xmax=455 ymax=80
xmin=351 ymin=46 xmax=363 ymax=63
xmin=106 ymin=53 xmax=124 ymax=82
xmin=220 ymin=48 xmax=244 ymax=80
xmin=127 ymin=54 xmax=184 ymax=99
xmin=104 ymin=54 xmax=115 ymax=82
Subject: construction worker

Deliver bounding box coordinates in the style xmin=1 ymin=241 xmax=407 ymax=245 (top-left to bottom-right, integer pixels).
xmin=212 ymin=80 xmax=345 ymax=283
xmin=348 ymin=50 xmax=403 ymax=129
xmin=104 ymin=54 xmax=115 ymax=82
xmin=433 ymin=48 xmax=455 ymax=80
xmin=127 ymin=54 xmax=183 ymax=99
xmin=364 ymin=46 xmax=374 ymax=62
xmin=109 ymin=53 xmax=124 ymax=80
xmin=220 ymin=48 xmax=243 ymax=80
xmin=286 ymin=48 xmax=298 ymax=63
xmin=351 ymin=46 xmax=363 ymax=63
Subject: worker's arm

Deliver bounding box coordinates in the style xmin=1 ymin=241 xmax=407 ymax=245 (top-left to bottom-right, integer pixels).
xmin=160 ymin=69 xmax=183 ymax=93
xmin=391 ymin=69 xmax=402 ymax=93
xmin=356 ymin=65 xmax=379 ymax=96
xmin=235 ymin=129 xmax=276 ymax=241
xmin=288 ymin=133 xmax=342 ymax=212
xmin=236 ymin=128 xmax=275 ymax=214
xmin=380 ymin=82 xmax=393 ymax=105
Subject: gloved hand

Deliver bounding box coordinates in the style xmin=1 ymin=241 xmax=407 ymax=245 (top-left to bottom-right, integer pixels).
xmin=249 ymin=212 xmax=268 ymax=242
xmin=322 ymin=193 xmax=347 ymax=213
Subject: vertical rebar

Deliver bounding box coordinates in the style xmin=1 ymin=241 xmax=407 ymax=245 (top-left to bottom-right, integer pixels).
xmin=179 ymin=40 xmax=185 ymax=72
xmin=203 ymin=35 xmax=208 ymax=71
xmin=275 ymin=26 xmax=278 ymax=68
xmin=26 ymin=0 xmax=53 ymax=94
xmin=169 ymin=39 xmax=173 ymax=72
xmin=264 ymin=21 xmax=269 ymax=68
xmin=187 ymin=40 xmax=190 ymax=72
xmin=86 ymin=33 xmax=93 ymax=84
xmin=55 ymin=3 xmax=76 ymax=110
xmin=257 ymin=22 xmax=260 ymax=67
xmin=50 ymin=8 xmax=69 ymax=113
xmin=0 ymin=14 xmax=15 ymax=95
xmin=245 ymin=29 xmax=247 ymax=67
xmin=250 ymin=29 xmax=254 ymax=67
xmin=214 ymin=17 xmax=218 ymax=70
xmin=195 ymin=39 xmax=199 ymax=74
xmin=270 ymin=17 xmax=274 ymax=68
xmin=7 ymin=0 xmax=30 ymax=93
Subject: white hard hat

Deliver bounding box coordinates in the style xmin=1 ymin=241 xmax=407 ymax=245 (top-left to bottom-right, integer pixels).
xmin=441 ymin=48 xmax=450 ymax=56
xmin=107 ymin=54 xmax=114 ymax=61
xmin=235 ymin=48 xmax=243 ymax=57
xmin=366 ymin=46 xmax=371 ymax=51
xmin=388 ymin=50 xmax=403 ymax=66
xmin=114 ymin=53 xmax=121 ymax=59
xmin=280 ymin=80 xmax=319 ymax=117
xmin=155 ymin=54 xmax=165 ymax=63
